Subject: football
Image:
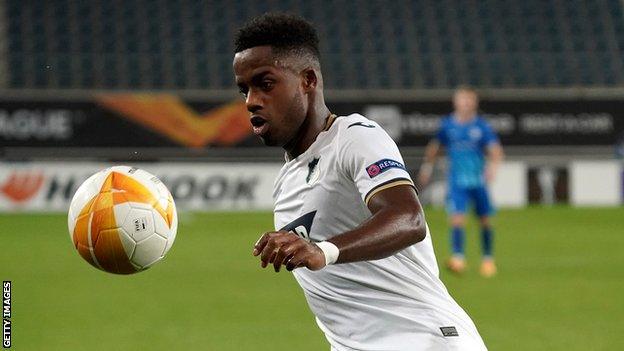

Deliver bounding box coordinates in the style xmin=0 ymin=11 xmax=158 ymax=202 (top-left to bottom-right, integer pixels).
xmin=67 ymin=166 xmax=178 ymax=274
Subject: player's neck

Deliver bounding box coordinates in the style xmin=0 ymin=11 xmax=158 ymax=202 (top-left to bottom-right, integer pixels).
xmin=454 ymin=112 xmax=477 ymax=123
xmin=285 ymin=104 xmax=331 ymax=159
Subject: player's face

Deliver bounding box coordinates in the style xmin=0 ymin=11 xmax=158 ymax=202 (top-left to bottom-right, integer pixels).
xmin=233 ymin=46 xmax=308 ymax=147
xmin=453 ymin=90 xmax=479 ymax=118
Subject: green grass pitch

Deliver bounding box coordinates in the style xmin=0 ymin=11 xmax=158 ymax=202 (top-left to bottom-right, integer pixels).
xmin=1 ymin=207 xmax=623 ymax=350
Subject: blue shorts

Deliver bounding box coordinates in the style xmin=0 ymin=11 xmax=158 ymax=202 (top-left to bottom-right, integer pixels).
xmin=447 ymin=185 xmax=494 ymax=217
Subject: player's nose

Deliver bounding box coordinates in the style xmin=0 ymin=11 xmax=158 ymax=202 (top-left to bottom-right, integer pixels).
xmin=246 ymin=90 xmax=263 ymax=113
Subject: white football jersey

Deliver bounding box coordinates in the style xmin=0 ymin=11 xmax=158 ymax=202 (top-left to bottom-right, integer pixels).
xmin=273 ymin=114 xmax=487 ymax=351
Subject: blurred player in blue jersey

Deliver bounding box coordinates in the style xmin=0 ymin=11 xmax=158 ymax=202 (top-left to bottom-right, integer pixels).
xmin=418 ymin=86 xmax=504 ymax=277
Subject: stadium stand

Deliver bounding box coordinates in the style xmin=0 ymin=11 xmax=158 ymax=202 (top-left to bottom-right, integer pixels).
xmin=5 ymin=0 xmax=624 ymax=90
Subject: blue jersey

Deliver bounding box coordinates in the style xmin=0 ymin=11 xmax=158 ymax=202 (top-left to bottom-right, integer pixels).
xmin=436 ymin=115 xmax=499 ymax=189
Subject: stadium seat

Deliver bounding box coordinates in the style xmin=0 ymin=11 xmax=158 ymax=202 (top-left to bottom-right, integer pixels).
xmin=5 ymin=0 xmax=624 ymax=89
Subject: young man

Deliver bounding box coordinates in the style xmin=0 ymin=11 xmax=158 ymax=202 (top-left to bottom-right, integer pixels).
xmin=418 ymin=87 xmax=504 ymax=277
xmin=233 ymin=13 xmax=487 ymax=350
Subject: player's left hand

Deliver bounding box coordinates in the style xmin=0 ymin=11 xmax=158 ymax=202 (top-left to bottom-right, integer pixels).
xmin=485 ymin=165 xmax=497 ymax=183
xmin=253 ymin=231 xmax=326 ymax=272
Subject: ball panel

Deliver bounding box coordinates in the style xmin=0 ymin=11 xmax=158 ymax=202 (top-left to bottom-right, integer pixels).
xmin=106 ymin=171 xmax=172 ymax=229
xmin=69 ymin=195 xmax=97 ymax=241
xmin=132 ymin=234 xmax=167 ymax=268
xmin=112 ymin=202 xmax=132 ymax=232
xmin=164 ymin=195 xmax=178 ymax=253
xmin=154 ymin=182 xmax=172 ymax=210
xmin=68 ymin=171 xmax=104 ymax=220
xmin=126 ymin=167 xmax=168 ymax=204
xmin=94 ymin=228 xmax=137 ymax=274
xmin=122 ymin=207 xmax=156 ymax=242
xmin=90 ymin=192 xmax=114 ymax=213
xmin=118 ymin=228 xmax=136 ymax=259
xmin=123 ymin=194 xmax=170 ymax=229
xmin=166 ymin=193 xmax=175 ymax=228
xmin=67 ymin=213 xmax=76 ymax=239
xmin=73 ymin=212 xmax=97 ymax=267
xmin=153 ymin=208 xmax=171 ymax=239
xmin=126 ymin=201 xmax=153 ymax=211
xmin=68 ymin=170 xmax=106 ymax=238
xmin=88 ymin=197 xmax=118 ymax=246
xmin=165 ymin=233 xmax=176 ymax=253
xmin=76 ymin=242 xmax=100 ymax=270
xmin=109 ymin=170 xmax=160 ymax=206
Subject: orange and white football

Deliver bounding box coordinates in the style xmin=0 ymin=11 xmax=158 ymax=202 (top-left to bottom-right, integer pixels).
xmin=67 ymin=166 xmax=178 ymax=274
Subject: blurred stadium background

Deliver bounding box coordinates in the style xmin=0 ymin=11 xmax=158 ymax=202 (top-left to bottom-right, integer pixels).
xmin=1 ymin=0 xmax=623 ymax=350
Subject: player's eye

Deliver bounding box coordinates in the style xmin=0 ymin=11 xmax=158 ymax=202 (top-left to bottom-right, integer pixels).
xmin=260 ymin=80 xmax=274 ymax=91
xmin=238 ymin=87 xmax=248 ymax=97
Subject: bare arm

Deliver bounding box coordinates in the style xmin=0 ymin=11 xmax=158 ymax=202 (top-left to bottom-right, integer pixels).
xmin=418 ymin=140 xmax=441 ymax=186
xmin=485 ymin=142 xmax=504 ymax=183
xmin=327 ymin=184 xmax=426 ymax=263
xmin=253 ymin=184 xmax=426 ymax=271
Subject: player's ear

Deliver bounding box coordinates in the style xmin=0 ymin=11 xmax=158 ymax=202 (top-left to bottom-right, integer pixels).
xmin=301 ymin=67 xmax=318 ymax=93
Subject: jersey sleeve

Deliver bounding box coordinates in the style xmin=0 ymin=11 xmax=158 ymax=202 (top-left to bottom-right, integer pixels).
xmin=435 ymin=119 xmax=449 ymax=146
xmin=480 ymin=120 xmax=500 ymax=148
xmin=338 ymin=121 xmax=415 ymax=205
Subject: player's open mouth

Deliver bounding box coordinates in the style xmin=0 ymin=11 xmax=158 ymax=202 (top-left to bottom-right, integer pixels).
xmin=250 ymin=115 xmax=269 ymax=136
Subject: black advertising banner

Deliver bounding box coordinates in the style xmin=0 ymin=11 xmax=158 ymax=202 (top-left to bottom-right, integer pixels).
xmin=0 ymin=100 xmax=177 ymax=147
xmin=1 ymin=95 xmax=623 ymax=148
xmin=0 ymin=95 xmax=258 ymax=148
xmin=331 ymin=100 xmax=624 ymax=146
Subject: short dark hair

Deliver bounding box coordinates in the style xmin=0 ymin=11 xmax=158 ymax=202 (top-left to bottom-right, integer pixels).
xmin=234 ymin=13 xmax=320 ymax=60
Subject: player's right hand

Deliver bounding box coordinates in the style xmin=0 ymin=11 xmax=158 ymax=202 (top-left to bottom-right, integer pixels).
xmin=485 ymin=164 xmax=497 ymax=183
xmin=417 ymin=171 xmax=431 ymax=187
xmin=253 ymin=231 xmax=326 ymax=272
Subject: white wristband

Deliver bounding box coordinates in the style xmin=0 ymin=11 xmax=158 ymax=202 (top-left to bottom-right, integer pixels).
xmin=316 ymin=241 xmax=340 ymax=266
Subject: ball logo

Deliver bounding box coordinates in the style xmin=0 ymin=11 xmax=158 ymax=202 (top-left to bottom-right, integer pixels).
xmin=134 ymin=217 xmax=148 ymax=232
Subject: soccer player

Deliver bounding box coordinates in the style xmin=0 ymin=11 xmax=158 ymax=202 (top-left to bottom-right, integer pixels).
xmin=418 ymin=87 xmax=504 ymax=277
xmin=233 ymin=13 xmax=487 ymax=350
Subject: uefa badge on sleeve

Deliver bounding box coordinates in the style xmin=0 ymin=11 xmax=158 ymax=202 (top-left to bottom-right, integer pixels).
xmin=366 ymin=164 xmax=381 ymax=178
xmin=366 ymin=159 xmax=405 ymax=178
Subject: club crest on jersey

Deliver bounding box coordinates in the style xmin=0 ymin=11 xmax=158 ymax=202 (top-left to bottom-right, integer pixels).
xmin=366 ymin=159 xmax=405 ymax=178
xmin=469 ymin=127 xmax=482 ymax=140
xmin=306 ymin=157 xmax=321 ymax=185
